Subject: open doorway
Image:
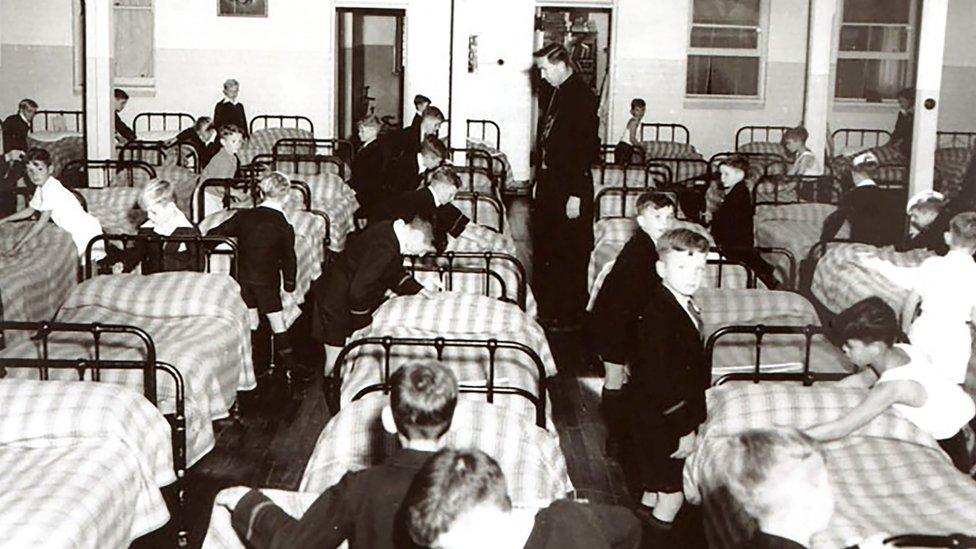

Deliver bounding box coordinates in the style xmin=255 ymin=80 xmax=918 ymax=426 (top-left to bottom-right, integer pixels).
xmin=336 ymin=8 xmax=405 ymax=143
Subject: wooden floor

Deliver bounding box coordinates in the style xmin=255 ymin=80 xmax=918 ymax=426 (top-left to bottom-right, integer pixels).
xmin=134 ymin=197 xmax=707 ymax=548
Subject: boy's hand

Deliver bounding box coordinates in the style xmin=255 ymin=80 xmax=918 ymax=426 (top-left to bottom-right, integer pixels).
xmin=111 ymin=262 xmax=125 ymax=275
xmin=670 ymin=430 xmax=696 ymax=459
xmin=422 ymin=278 xmax=444 ymax=293
xmin=214 ymin=486 xmax=251 ymax=511
xmin=566 ymin=196 xmax=581 ymax=219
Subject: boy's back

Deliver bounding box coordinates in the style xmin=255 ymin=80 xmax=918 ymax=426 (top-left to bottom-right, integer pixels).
xmin=208 ymin=206 xmax=296 ymax=287
xmin=830 ymin=185 xmax=903 ymax=246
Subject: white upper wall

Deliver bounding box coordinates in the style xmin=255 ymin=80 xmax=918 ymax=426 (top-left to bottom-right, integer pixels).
xmin=1 ymin=0 xmax=72 ymax=47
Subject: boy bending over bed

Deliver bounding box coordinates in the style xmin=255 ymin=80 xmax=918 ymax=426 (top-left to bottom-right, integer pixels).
xmin=217 ymin=361 xmax=459 ymax=549
xmin=806 ymin=296 xmax=975 ymax=472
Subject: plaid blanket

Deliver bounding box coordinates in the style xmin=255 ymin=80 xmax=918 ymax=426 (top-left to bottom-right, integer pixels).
xmin=0 ymin=224 xmax=78 ymax=347
xmin=639 ymin=141 xmax=700 ymax=159
xmin=810 ymin=243 xmax=932 ymax=314
xmin=754 ymin=203 xmax=841 ymax=285
xmin=238 ymin=128 xmax=314 ymax=165
xmin=287 ymin=173 xmax=358 ymax=251
xmin=454 ymin=195 xmax=507 ymax=234
xmin=455 ymin=166 xmax=498 ymax=197
xmin=685 ymin=383 xmax=976 ymax=548
xmin=200 ymin=208 xmax=326 ymax=328
xmin=0 ymin=272 xmax=255 ymax=464
xmin=0 ymin=379 xmax=177 ymax=548
xmin=27 ymin=135 xmax=85 ymax=178
xmin=467 ymin=138 xmax=516 ymax=191
xmin=300 ymin=395 xmax=574 ymax=506
xmin=76 ymin=187 xmax=142 ymax=235
xmin=934 ymin=147 xmax=972 ymax=201
xmin=592 ymin=165 xmax=651 ymax=194
xmin=738 ymin=141 xmax=787 ymax=158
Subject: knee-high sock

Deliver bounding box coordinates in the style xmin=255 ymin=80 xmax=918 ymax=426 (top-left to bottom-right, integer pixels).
xmin=272 ymin=331 xmax=295 ymax=372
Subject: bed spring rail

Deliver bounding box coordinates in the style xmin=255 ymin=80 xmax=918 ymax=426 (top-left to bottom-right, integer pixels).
xmin=405 ymin=251 xmax=527 ymax=310
xmin=707 ymin=324 xmax=847 ymax=386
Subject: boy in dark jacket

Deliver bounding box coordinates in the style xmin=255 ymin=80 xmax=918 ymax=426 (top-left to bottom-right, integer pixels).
xmin=372 ymin=166 xmax=469 ymax=251
xmin=213 ymin=78 xmax=249 ymax=139
xmin=820 ymin=151 xmax=904 ymax=246
xmin=628 ymin=228 xmax=710 ymax=529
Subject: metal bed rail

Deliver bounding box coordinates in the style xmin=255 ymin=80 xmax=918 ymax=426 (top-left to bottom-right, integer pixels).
xmin=249 ymin=114 xmax=314 ymax=135
xmin=594 ymin=184 xmax=706 ymax=222
xmin=831 ymin=128 xmax=892 ymax=152
xmin=453 ymin=191 xmax=505 ymax=233
xmin=133 ymin=112 xmax=195 ymax=137
xmin=271 ymin=153 xmax=346 ymax=179
xmin=405 ymin=251 xmax=527 ymax=311
xmin=707 ymin=324 xmax=847 ymax=386
xmin=936 ymin=131 xmax=976 ymax=150
xmin=30 ymin=110 xmax=84 ymax=133
xmin=752 ymin=175 xmax=843 ymax=206
xmin=734 ymin=125 xmax=792 ymax=150
xmin=638 ymin=122 xmax=691 ymax=144
xmin=62 ymin=159 xmax=157 ymax=188
xmin=118 ymin=140 xmax=200 ymax=173
xmin=84 ymin=234 xmax=240 ymax=280
xmin=272 ymin=138 xmax=354 ymax=167
xmin=466 ymin=119 xmax=501 ymax=150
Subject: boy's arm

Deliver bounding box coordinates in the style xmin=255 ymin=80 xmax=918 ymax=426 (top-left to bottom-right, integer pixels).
xmin=806 ymin=379 xmax=926 ymax=441
xmin=10 ymin=211 xmax=50 ymax=252
xmin=280 ymin=226 xmax=297 ymax=293
xmin=835 ymin=368 xmax=878 ymax=389
xmin=627 ymin=119 xmax=640 ymax=148
xmin=206 ymin=212 xmax=240 ymax=238
xmin=0 ymin=206 xmax=37 ymax=224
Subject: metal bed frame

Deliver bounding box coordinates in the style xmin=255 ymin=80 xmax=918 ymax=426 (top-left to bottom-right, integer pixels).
xmin=249 ymin=115 xmax=314 ymax=135
xmin=936 ymin=131 xmax=976 ymax=150
xmin=831 ymin=128 xmax=891 ymax=152
xmin=118 ymin=140 xmax=200 ymax=173
xmin=706 ymin=324 xmax=847 ymax=386
xmin=62 ymin=159 xmax=157 ymax=188
xmin=83 ymin=234 xmax=240 ymax=280
xmin=643 ymin=156 xmax=711 ymax=186
xmin=132 ymin=112 xmax=195 ymax=137
xmin=466 ymin=119 xmax=501 ymax=150
xmin=272 ymin=138 xmax=355 ymax=168
xmin=269 ymin=153 xmax=346 ymax=179
xmin=29 ymin=110 xmax=84 ymax=134
xmin=452 ymin=190 xmax=505 ymax=233
xmin=709 ymin=151 xmax=786 ymax=173
xmin=448 ymin=147 xmax=504 ymax=195
xmin=751 ymin=174 xmax=843 ymax=206
xmin=591 ymin=152 xmax=673 ymax=188
xmin=594 ymin=184 xmax=706 ymax=222
xmin=328 ymin=336 xmax=549 ymax=428
xmin=734 ymin=125 xmax=792 ymax=150
xmin=0 ymin=321 xmax=189 ymax=547
xmin=638 ymin=122 xmax=691 ymax=144
xmin=404 ymin=251 xmax=527 ymax=311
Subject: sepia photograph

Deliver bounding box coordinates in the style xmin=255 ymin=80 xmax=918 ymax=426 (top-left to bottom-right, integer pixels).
xmin=1 ymin=0 xmax=975 ymax=547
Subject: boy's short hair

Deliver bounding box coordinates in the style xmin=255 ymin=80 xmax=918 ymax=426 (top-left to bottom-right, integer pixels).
xmin=949 ymin=212 xmax=976 ymax=248
xmin=420 ymin=134 xmax=449 ymax=160
xmin=404 ymin=213 xmax=436 ymax=243
xmin=18 ymin=98 xmax=38 ymax=111
xmin=357 ymin=115 xmax=382 ymax=131
xmin=139 ymin=179 xmax=177 ymax=210
xmin=851 ymin=151 xmax=879 ymax=178
xmin=721 ymin=155 xmax=750 ymax=175
xmin=114 ymin=88 xmax=129 ymax=101
xmin=657 ymin=227 xmax=709 ymax=256
xmin=428 ymin=166 xmax=461 ymax=189
xmin=223 ymin=78 xmax=240 ymax=90
xmin=631 ymin=98 xmax=646 ymax=109
xmin=422 ymin=106 xmax=445 ymax=123
xmin=833 ymin=296 xmax=898 ymax=346
xmin=635 ymin=191 xmax=675 ymax=216
xmin=533 ymin=43 xmax=572 ymax=66
xmin=414 ymin=94 xmax=431 ymax=108
xmin=259 ymin=171 xmax=291 ymax=200
xmin=404 ymin=448 xmax=512 ymax=547
xmin=26 ymin=147 xmax=52 ymax=167
xmin=390 ymin=362 xmax=459 ymax=440
xmin=194 ymin=116 xmax=213 ymax=132
xmin=218 ymin=124 xmax=244 ymax=139
xmin=783 ymin=126 xmax=809 ymax=143
xmin=908 ymin=192 xmax=945 ymax=215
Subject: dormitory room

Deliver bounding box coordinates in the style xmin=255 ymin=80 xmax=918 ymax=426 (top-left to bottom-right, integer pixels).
xmin=2 ymin=0 xmax=976 ymax=547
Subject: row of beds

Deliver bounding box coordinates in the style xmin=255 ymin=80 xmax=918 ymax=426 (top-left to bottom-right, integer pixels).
xmin=4 ymin=116 xmax=974 ymax=547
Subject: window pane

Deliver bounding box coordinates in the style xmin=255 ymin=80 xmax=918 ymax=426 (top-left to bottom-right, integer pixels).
xmin=692 ymin=0 xmax=760 ymax=26
xmin=686 ymin=55 xmax=759 ymax=96
xmin=843 ymin=0 xmax=911 ymax=24
xmin=114 ymin=7 xmax=154 ymax=78
xmin=835 ymin=58 xmax=908 ymax=100
xmin=691 ymin=26 xmax=758 ymax=49
xmin=839 ymin=25 xmax=908 ymax=53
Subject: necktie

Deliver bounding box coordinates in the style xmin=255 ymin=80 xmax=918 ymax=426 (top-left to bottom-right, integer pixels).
xmin=688 ymin=297 xmax=704 ymax=334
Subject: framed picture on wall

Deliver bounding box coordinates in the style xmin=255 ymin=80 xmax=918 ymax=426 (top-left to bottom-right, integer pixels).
xmin=218 ymin=0 xmax=268 ymax=17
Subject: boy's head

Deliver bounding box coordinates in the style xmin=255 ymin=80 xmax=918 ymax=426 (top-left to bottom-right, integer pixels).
xmin=906 ymin=190 xmax=945 ymax=232
xmin=25 ymin=148 xmax=52 ymax=183
xmin=223 ymin=79 xmax=240 ymax=100
xmin=259 ymin=171 xmax=291 ymax=202
xmin=630 ymin=98 xmax=646 ymax=120
xmin=947 ymin=211 xmax=976 ymax=251
xmin=701 ymin=428 xmax=833 ymax=544
xmin=385 ymin=361 xmax=459 ymax=443
xmin=634 ymin=191 xmax=675 ymax=242
xmin=113 ymin=89 xmax=129 ymax=113
xmin=782 ymin=126 xmax=809 ymax=154
xmin=420 ymin=106 xmax=445 ymax=138
xmin=414 ymin=94 xmax=431 ymax=114
xmin=897 ymin=87 xmax=915 ymax=111
xmin=420 ymin=134 xmax=449 ymax=170
xmin=398 ymin=214 xmax=436 ymax=255
xmin=218 ymin=124 xmax=245 ymax=154
xmin=139 ymin=179 xmax=178 ymax=223
xmin=719 ymin=156 xmax=749 ymax=189
xmin=404 ymin=448 xmax=512 ymax=549
xmin=850 ymin=151 xmax=879 ymax=180
xmin=194 ymin=116 xmax=215 ymax=141
xmin=357 ymin=115 xmax=382 ymax=144
xmin=656 ymin=228 xmax=708 ymax=296
xmin=833 ymin=296 xmax=898 ymax=368
xmin=533 ymin=43 xmax=573 ymax=87
xmin=428 ymin=167 xmax=460 ymax=206
xmin=18 ymin=98 xmax=38 ymax=122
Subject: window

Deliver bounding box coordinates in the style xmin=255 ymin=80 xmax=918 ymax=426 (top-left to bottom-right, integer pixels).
xmin=686 ymin=0 xmax=765 ymax=97
xmin=834 ymin=0 xmax=917 ymax=101
xmin=72 ymin=0 xmax=155 ymax=88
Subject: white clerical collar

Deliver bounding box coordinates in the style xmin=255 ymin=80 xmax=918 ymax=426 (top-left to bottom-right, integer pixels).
xmin=854 ymin=178 xmax=877 ymax=188
xmin=260 ymin=199 xmax=286 ymax=214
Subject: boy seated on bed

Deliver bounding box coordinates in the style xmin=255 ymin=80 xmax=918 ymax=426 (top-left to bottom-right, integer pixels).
xmin=114 ymin=89 xmax=137 ymax=144
xmin=895 ymin=190 xmax=948 ymax=253
xmin=628 ymin=228 xmax=710 ymax=532
xmin=614 ymin=98 xmax=646 ymax=166
xmin=216 ymin=361 xmax=459 ymax=549
xmin=168 ymin=116 xmax=219 ymax=168
xmin=589 ymin=191 xmax=675 ymax=456
xmin=783 ymin=126 xmax=820 ymax=176
xmin=709 ymin=155 xmax=780 ymax=289
xmin=806 ymin=296 xmax=975 ymax=473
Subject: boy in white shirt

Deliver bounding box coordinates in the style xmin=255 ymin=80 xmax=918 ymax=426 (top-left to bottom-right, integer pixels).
xmin=783 ymin=126 xmax=820 ymax=176
xmin=0 ymin=148 xmax=104 ymax=260
xmin=807 ymin=296 xmax=975 ymax=472
xmin=862 ymin=211 xmax=976 ymax=385
xmin=614 ymin=98 xmax=646 ymax=166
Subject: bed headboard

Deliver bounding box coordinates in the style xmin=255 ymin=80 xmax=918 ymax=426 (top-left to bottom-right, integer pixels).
xmin=30 ymin=110 xmax=84 ymax=133
xmin=404 ymin=251 xmax=527 ymax=311
xmin=466 ymin=119 xmax=501 ymax=150
xmin=734 ymin=125 xmax=792 ymax=150
xmin=249 ymin=114 xmax=315 ymax=135
xmin=639 ymin=122 xmax=691 ymax=144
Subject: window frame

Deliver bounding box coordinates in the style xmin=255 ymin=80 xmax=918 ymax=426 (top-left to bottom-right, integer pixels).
xmin=685 ymin=0 xmax=769 ymax=100
xmin=72 ymin=0 xmax=157 ymax=90
xmin=832 ymin=0 xmax=919 ymax=104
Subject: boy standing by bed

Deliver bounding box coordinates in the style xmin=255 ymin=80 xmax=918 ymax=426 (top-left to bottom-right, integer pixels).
xmin=628 ymin=228 xmax=710 ymax=532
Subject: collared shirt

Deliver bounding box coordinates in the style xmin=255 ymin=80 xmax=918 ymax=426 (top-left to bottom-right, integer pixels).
xmin=665 ymin=284 xmax=702 ymax=332
xmin=854 ymin=177 xmax=878 ymax=188
xmin=221 ymin=96 xmax=239 ymax=105
xmin=141 ymin=203 xmax=193 ymax=237
xmin=391 ymin=218 xmax=407 ymax=254
xmin=259 ymin=199 xmax=287 ymax=216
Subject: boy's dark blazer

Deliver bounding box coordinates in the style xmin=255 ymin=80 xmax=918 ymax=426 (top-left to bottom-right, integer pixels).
xmin=711 ymin=181 xmax=754 ymax=248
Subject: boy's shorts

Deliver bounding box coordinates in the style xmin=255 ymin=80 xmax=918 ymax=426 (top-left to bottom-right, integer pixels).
xmin=241 ymin=283 xmax=282 ymax=314
xmin=630 ymin=416 xmax=685 ymax=493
